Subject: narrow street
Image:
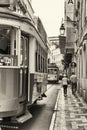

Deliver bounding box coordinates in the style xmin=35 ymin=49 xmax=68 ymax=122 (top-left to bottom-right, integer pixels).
xmin=0 ymin=0 xmax=87 ymax=130
xmin=18 ymin=84 xmax=61 ymax=130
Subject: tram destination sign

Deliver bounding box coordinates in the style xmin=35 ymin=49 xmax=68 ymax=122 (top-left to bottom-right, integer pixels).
xmin=0 ymin=0 xmax=10 ymax=7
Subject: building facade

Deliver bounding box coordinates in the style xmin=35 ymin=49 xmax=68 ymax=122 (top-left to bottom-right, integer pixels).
xmin=65 ymin=0 xmax=87 ymax=101
xmin=64 ymin=0 xmax=76 ymax=76
xmin=73 ymin=0 xmax=87 ymax=101
xmin=48 ymin=36 xmax=64 ymax=71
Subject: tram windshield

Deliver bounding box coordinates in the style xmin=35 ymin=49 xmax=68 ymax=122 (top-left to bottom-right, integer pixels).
xmin=0 ymin=26 xmax=17 ymax=66
xmin=48 ymin=68 xmax=58 ymax=74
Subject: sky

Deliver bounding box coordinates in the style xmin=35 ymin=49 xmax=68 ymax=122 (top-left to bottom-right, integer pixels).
xmin=32 ymin=0 xmax=64 ymax=37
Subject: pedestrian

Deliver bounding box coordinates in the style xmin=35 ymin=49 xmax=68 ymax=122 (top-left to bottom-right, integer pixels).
xmin=70 ymin=72 xmax=77 ymax=95
xmin=62 ymin=74 xmax=68 ymax=97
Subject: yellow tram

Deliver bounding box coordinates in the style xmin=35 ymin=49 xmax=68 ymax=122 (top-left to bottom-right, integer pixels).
xmin=48 ymin=63 xmax=59 ymax=83
xmin=0 ymin=0 xmax=48 ymax=129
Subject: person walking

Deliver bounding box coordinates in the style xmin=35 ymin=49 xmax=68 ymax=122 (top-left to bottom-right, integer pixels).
xmin=70 ymin=72 xmax=77 ymax=95
xmin=62 ymin=74 xmax=68 ymax=97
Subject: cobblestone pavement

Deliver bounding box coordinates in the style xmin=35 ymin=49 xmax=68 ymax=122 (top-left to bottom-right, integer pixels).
xmin=53 ymin=86 xmax=87 ymax=130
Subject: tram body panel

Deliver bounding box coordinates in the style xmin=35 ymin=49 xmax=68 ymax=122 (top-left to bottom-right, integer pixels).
xmin=48 ymin=74 xmax=58 ymax=82
xmin=0 ymin=68 xmax=19 ymax=117
xmin=30 ymin=73 xmax=47 ymax=103
xmin=0 ymin=67 xmax=29 ymax=117
xmin=0 ymin=2 xmax=48 ymax=127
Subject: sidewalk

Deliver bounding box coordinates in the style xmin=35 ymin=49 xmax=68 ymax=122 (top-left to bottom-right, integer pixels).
xmin=50 ymin=86 xmax=87 ymax=130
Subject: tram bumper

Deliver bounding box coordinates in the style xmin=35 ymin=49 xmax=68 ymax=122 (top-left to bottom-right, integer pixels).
xmin=0 ymin=111 xmax=32 ymax=129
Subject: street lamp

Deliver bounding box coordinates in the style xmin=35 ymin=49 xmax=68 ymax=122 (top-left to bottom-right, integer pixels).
xmin=60 ymin=23 xmax=65 ymax=35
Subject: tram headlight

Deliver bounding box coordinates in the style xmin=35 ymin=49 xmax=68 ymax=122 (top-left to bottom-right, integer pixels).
xmin=48 ymin=75 xmax=50 ymax=78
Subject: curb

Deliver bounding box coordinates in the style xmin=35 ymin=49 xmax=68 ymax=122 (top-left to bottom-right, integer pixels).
xmin=49 ymin=88 xmax=62 ymax=130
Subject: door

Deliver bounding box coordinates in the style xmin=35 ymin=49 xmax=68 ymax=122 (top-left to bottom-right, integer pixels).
xmin=19 ymin=35 xmax=29 ymax=101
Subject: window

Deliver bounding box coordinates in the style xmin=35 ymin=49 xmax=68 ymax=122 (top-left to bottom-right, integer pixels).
xmin=35 ymin=41 xmax=47 ymax=73
xmin=0 ymin=28 xmax=10 ymax=54
xmin=35 ymin=52 xmax=38 ymax=71
xmin=48 ymin=68 xmax=56 ymax=74
xmin=21 ymin=35 xmax=29 ymax=66
xmin=0 ymin=27 xmax=18 ymax=66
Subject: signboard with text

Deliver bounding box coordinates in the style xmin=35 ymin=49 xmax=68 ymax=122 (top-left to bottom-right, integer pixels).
xmin=0 ymin=0 xmax=10 ymax=7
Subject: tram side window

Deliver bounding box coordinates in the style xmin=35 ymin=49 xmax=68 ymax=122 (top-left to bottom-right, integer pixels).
xmin=20 ymin=35 xmax=29 ymax=66
xmin=20 ymin=37 xmax=23 ymax=65
xmin=0 ymin=28 xmax=10 ymax=54
xmin=35 ymin=51 xmax=38 ymax=72
xmin=35 ymin=41 xmax=38 ymax=72
xmin=35 ymin=41 xmax=47 ymax=73
xmin=0 ymin=27 xmax=18 ymax=66
xmin=38 ymin=54 xmax=40 ymax=71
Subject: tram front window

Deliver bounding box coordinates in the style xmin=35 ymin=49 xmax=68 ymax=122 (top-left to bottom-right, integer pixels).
xmin=0 ymin=27 xmax=18 ymax=66
xmin=48 ymin=69 xmax=57 ymax=74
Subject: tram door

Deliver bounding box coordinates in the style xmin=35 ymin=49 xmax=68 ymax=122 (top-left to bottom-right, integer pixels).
xmin=19 ymin=35 xmax=29 ymax=102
